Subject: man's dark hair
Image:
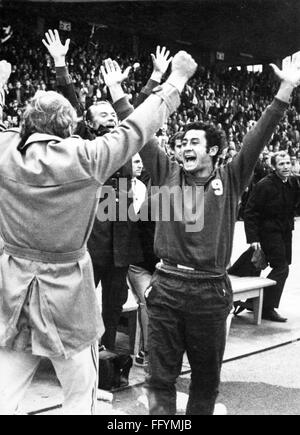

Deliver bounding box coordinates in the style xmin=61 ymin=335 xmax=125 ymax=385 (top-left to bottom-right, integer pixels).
xmin=183 ymin=121 xmax=228 ymax=164
xmin=169 ymin=131 xmax=184 ymax=150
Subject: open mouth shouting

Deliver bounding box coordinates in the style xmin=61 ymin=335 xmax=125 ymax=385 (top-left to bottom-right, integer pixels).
xmin=183 ymin=151 xmax=197 ymax=168
xmin=106 ymin=121 xmax=117 ymax=130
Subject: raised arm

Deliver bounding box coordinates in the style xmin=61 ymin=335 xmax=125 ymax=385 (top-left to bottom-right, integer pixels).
xmin=82 ymin=51 xmax=197 ymax=184
xmin=103 ymin=46 xmax=172 ymax=120
xmin=230 ymin=53 xmax=300 ymax=195
xmin=43 ymin=29 xmax=83 ymax=117
xmin=135 ymin=46 xmax=173 ymax=108
xmin=101 ymin=47 xmax=177 ymax=185
xmin=138 ymin=48 xmax=182 ymax=185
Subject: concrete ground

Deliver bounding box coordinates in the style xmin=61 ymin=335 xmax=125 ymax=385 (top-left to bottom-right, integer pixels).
xmin=18 ymin=218 xmax=300 ymax=415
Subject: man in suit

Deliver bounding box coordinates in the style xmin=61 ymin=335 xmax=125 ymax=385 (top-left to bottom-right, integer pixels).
xmin=244 ymin=151 xmax=300 ymax=322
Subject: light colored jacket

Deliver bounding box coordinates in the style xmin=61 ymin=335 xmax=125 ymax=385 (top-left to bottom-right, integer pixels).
xmin=0 ymin=83 xmax=180 ymax=358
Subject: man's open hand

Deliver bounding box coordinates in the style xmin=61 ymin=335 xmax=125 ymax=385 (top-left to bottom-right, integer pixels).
xmin=100 ymin=59 xmax=131 ymax=88
xmin=0 ymin=60 xmax=11 ymax=87
xmin=270 ymin=52 xmax=300 ymax=88
xmin=151 ymin=46 xmax=173 ymax=81
xmin=42 ymin=29 xmax=70 ymax=66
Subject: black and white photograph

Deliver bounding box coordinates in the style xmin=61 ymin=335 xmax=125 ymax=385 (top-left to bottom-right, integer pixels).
xmin=0 ymin=0 xmax=300 ymax=418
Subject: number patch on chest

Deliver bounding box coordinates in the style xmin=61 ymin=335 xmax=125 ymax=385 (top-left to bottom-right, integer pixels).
xmin=211 ymin=179 xmax=224 ymax=196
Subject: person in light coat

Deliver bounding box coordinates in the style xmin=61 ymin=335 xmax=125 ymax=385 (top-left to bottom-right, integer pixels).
xmin=0 ymin=50 xmax=197 ymax=414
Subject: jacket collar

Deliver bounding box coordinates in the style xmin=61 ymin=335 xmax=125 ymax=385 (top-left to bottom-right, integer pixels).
xmin=24 ymin=133 xmax=62 ymax=146
xmin=17 ymin=132 xmax=63 ymax=154
xmin=270 ymin=171 xmax=292 ymax=186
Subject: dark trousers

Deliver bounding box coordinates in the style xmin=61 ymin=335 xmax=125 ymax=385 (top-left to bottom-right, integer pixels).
xmin=145 ymin=268 xmax=233 ymax=415
xmin=261 ymin=231 xmax=291 ymax=310
xmin=93 ymin=262 xmax=129 ymax=351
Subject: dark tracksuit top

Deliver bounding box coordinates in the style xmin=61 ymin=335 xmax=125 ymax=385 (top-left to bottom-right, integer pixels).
xmin=139 ymin=98 xmax=288 ymax=276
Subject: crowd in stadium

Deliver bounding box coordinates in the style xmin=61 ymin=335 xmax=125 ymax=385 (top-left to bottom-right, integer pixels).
xmin=2 ymin=25 xmax=300 ymax=171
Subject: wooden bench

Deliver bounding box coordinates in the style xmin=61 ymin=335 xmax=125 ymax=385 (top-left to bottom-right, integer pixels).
xmin=121 ymin=274 xmax=277 ymax=354
xmin=229 ymin=274 xmax=276 ymax=325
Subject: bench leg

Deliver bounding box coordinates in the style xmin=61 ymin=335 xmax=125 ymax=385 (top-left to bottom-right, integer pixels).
xmin=134 ymin=310 xmax=142 ymax=356
xmin=127 ymin=311 xmax=137 ymax=355
xmin=252 ymin=289 xmax=264 ymax=325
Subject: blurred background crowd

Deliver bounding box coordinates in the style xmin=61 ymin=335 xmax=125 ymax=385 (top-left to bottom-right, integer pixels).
xmin=1 ymin=19 xmax=300 ymax=177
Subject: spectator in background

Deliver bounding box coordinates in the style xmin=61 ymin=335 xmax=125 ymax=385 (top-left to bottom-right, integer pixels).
xmin=244 ymin=151 xmax=300 ymax=322
xmin=169 ymin=131 xmax=184 ymax=164
xmin=128 ymin=154 xmax=150 ymax=367
xmin=157 ymin=123 xmax=169 ymax=151
xmin=253 ymin=152 xmax=273 ymax=184
xmin=291 ymin=154 xmax=300 ymax=176
xmin=8 ymin=80 xmax=26 ymax=105
xmin=23 ymin=79 xmax=35 ymax=100
xmin=131 ymin=153 xmax=147 ymax=215
xmin=6 ymin=99 xmax=21 ymax=127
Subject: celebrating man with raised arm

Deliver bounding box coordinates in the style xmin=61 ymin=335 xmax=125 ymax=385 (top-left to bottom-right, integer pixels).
xmin=0 ymin=50 xmax=197 ymax=414
xmin=136 ymin=56 xmax=300 ymax=415
xmin=43 ymin=31 xmax=173 ymax=353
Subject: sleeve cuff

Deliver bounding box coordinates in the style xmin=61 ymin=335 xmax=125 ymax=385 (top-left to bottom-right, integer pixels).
xmin=56 ymin=66 xmax=72 ymax=86
xmin=141 ymin=79 xmax=160 ymax=96
xmin=151 ymin=83 xmax=181 ymax=113
xmin=113 ymin=95 xmax=130 ymax=112
xmin=272 ymin=98 xmax=289 ymax=113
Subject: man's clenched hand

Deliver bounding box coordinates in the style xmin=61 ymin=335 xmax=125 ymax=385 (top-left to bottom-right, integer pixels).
xmin=171 ymin=51 xmax=198 ymax=80
xmin=167 ymin=51 xmax=197 ymax=93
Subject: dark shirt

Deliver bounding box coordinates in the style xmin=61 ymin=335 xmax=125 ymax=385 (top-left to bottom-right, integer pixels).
xmin=140 ymin=99 xmax=288 ymax=275
xmin=244 ymin=172 xmax=300 ymax=243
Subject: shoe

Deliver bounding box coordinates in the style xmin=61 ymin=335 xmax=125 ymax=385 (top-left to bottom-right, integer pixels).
xmin=262 ymin=309 xmax=287 ymax=323
xmin=134 ymin=350 xmax=148 ymax=367
xmin=213 ymin=403 xmax=227 ymax=415
xmin=233 ymin=300 xmax=253 ymax=316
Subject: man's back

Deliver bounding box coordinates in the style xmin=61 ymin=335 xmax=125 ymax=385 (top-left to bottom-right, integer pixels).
xmin=0 ymin=130 xmax=100 ymax=253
